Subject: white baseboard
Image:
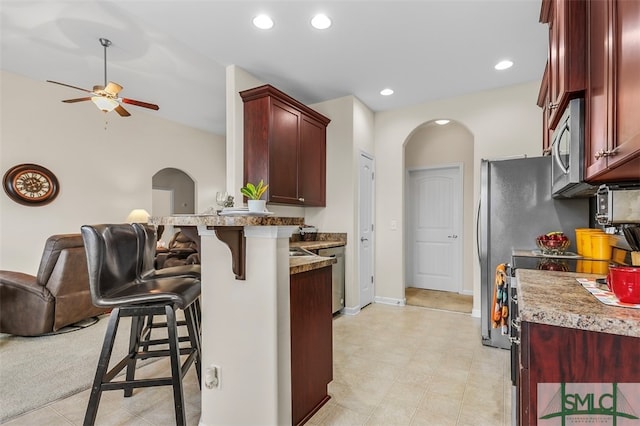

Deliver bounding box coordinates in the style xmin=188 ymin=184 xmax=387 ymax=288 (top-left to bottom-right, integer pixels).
xmin=374 ymin=296 xmax=406 ymax=306
xmin=341 ymin=306 xmax=360 ymax=316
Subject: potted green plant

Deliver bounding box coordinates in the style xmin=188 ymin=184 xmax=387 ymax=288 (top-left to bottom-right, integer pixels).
xmin=241 ymin=179 xmax=269 ymax=213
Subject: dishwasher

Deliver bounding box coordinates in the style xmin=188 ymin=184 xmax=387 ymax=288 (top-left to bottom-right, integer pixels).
xmin=317 ymin=246 xmax=345 ymax=314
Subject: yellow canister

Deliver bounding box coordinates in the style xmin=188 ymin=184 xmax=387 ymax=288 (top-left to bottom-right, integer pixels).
xmin=591 ymin=233 xmax=613 ymax=260
xmin=575 ymin=229 xmax=604 ymax=258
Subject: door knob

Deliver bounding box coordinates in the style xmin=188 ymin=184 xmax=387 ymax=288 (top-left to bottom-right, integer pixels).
xmin=447 ymin=235 xmax=458 ymax=239
xmin=360 ymin=237 xmax=368 ymax=242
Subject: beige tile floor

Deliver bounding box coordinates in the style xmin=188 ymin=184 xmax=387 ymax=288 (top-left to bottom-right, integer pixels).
xmin=3 ymin=303 xmax=511 ymax=426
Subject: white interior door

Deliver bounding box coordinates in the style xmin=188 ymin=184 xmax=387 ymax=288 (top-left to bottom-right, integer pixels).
xmin=407 ymin=165 xmax=462 ymax=292
xmin=359 ymin=153 xmax=375 ymax=308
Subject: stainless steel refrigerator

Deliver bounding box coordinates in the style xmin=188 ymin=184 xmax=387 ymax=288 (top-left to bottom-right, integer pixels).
xmin=478 ymin=156 xmax=590 ymax=349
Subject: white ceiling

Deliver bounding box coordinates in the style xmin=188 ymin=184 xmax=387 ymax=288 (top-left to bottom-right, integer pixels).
xmin=1 ymin=0 xmax=548 ymax=135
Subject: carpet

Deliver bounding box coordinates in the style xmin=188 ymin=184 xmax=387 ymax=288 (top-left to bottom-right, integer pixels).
xmin=405 ymin=287 xmax=473 ymax=313
xmin=0 ymin=313 xmax=153 ymax=422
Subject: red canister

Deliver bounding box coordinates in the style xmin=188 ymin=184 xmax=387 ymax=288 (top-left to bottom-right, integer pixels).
xmin=607 ymin=266 xmax=640 ymax=304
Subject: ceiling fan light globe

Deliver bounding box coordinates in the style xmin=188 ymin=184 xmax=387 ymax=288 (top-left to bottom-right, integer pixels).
xmin=91 ymin=96 xmax=118 ymax=112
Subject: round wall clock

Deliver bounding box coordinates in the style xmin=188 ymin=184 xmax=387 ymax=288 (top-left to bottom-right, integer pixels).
xmin=3 ymin=163 xmax=60 ymax=206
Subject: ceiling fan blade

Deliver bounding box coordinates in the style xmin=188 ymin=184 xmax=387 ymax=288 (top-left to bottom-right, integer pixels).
xmin=104 ymin=82 xmax=123 ymax=96
xmin=121 ymin=98 xmax=159 ymax=111
xmin=62 ymin=97 xmax=92 ymax=103
xmin=115 ymin=104 xmax=131 ymax=117
xmin=47 ymin=80 xmax=93 ymax=93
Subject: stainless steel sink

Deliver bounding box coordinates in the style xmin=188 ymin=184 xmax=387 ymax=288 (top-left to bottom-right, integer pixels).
xmin=289 ymin=247 xmax=316 ymax=257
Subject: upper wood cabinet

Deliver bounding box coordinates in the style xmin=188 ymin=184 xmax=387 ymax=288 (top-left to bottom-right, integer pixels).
xmin=240 ymin=84 xmax=331 ymax=207
xmin=536 ymin=62 xmax=552 ymax=155
xmin=585 ymin=0 xmax=640 ymax=182
xmin=539 ymin=0 xmax=587 ymax=131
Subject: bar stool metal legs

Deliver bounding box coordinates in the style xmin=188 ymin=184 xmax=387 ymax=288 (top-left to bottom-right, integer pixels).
xmin=83 ymin=303 xmax=200 ymax=426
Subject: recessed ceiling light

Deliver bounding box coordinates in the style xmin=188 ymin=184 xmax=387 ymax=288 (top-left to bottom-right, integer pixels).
xmin=311 ymin=14 xmax=332 ymax=30
xmin=253 ymin=14 xmax=274 ymax=30
xmin=435 ymin=119 xmax=450 ymax=125
xmin=380 ymin=88 xmax=394 ymax=96
xmin=495 ymin=60 xmax=514 ymax=70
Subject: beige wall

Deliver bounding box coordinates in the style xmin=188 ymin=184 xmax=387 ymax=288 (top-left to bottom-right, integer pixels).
xmin=306 ymin=95 xmax=375 ymax=311
xmin=374 ymin=81 xmax=542 ymax=315
xmin=0 ymin=70 xmax=226 ymax=274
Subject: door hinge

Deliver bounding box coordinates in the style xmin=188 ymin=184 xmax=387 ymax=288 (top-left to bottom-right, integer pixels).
xmin=371 ymin=172 xmax=374 ymax=180
xmin=371 ymin=224 xmax=374 ymax=231
xmin=371 ymin=276 xmax=374 ymax=283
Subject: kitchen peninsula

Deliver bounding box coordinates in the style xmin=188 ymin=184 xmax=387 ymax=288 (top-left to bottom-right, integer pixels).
xmin=150 ymin=214 xmax=335 ymax=426
xmin=514 ymin=269 xmax=640 ymax=425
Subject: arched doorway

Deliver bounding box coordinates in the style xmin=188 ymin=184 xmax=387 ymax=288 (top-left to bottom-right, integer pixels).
xmin=152 ymin=168 xmax=195 ymax=244
xmin=403 ymin=120 xmax=475 ymax=303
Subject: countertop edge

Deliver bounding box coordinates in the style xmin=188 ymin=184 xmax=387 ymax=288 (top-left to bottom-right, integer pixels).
xmin=290 ymin=257 xmax=336 ymax=275
xmin=149 ymin=215 xmax=304 ymax=227
xmin=516 ymin=269 xmax=640 ymax=338
xmin=290 ymin=240 xmax=346 ymax=250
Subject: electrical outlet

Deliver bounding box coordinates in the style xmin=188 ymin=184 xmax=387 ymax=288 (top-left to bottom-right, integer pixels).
xmin=205 ymin=365 xmax=220 ymax=389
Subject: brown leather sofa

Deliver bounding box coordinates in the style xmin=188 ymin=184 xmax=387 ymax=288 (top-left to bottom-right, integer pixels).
xmin=0 ymin=234 xmax=108 ymax=336
xmin=155 ymin=230 xmax=200 ymax=268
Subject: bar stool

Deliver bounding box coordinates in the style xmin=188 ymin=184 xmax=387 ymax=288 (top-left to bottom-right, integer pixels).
xmin=81 ymin=223 xmax=201 ymax=426
xmin=133 ymin=223 xmax=201 ymax=350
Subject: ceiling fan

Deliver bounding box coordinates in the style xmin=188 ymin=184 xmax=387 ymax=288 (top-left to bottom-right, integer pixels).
xmin=47 ymin=38 xmax=159 ymax=117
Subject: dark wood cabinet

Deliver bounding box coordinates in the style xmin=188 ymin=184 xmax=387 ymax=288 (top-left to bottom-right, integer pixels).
xmin=536 ymin=63 xmax=552 ymax=155
xmin=290 ymin=266 xmax=333 ymax=426
xmin=240 ymin=84 xmax=331 ymax=207
xmin=519 ymin=321 xmax=640 ymax=425
xmin=539 ymin=0 xmax=586 ymax=131
xmin=585 ymin=0 xmax=640 ymax=182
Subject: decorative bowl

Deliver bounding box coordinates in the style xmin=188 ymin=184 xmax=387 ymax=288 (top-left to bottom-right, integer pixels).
xmin=536 ymin=235 xmax=570 ymax=255
xmin=607 ymin=266 xmax=640 ymax=304
xmin=537 ymin=259 xmax=569 ymax=272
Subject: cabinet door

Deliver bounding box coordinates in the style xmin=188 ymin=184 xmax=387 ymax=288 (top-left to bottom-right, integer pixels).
xmin=269 ymin=100 xmax=302 ymax=204
xmin=585 ymin=0 xmax=610 ymax=178
xmin=290 ymin=266 xmax=332 ymax=425
xmin=585 ymin=0 xmax=640 ymax=181
xmin=537 ymin=63 xmax=553 ymax=155
xmin=299 ymin=116 xmax=326 ymax=206
xmin=547 ymin=0 xmax=587 ymax=129
xmin=607 ymin=0 xmax=640 ymax=174
xmin=523 ymin=321 xmax=640 ymax=425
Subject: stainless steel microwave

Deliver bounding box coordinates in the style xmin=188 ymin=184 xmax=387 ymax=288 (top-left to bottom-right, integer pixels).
xmin=551 ymin=98 xmax=598 ymax=198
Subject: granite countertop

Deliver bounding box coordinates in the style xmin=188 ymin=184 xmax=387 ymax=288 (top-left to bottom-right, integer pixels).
xmin=290 ymin=233 xmax=347 ymax=251
xmin=289 ymin=233 xmax=345 ymax=274
xmin=150 ymin=215 xmax=333 ymax=275
xmin=149 ymin=214 xmax=304 ymax=227
xmin=290 ymin=240 xmax=345 ymax=250
xmin=516 ymin=269 xmax=640 ymax=338
xmin=289 ymin=255 xmax=336 ymax=275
